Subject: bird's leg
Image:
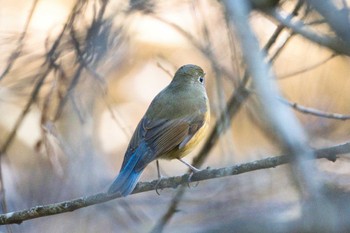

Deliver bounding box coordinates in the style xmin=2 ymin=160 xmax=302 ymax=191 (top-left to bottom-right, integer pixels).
xmin=155 ymin=160 xmax=163 ymax=195
xmin=178 ymin=158 xmax=200 ymax=172
xmin=178 ymin=158 xmax=201 ymax=186
xmin=157 ymin=159 xmax=162 ymax=179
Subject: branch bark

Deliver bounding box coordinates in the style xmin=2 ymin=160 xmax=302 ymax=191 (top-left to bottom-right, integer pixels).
xmin=1 ymin=142 xmax=349 ymax=225
xmin=279 ymin=97 xmax=350 ymax=120
xmin=269 ymin=9 xmax=350 ymax=56
xmin=306 ymin=0 xmax=350 ymax=45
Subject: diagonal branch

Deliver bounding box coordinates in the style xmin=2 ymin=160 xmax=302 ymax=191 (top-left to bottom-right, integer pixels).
xmin=0 ymin=141 xmax=349 ymax=226
xmin=306 ymin=0 xmax=350 ymax=45
xmin=278 ymin=54 xmax=337 ymax=79
xmin=0 ymin=0 xmax=39 ymax=81
xmin=269 ymin=9 xmax=350 ymax=56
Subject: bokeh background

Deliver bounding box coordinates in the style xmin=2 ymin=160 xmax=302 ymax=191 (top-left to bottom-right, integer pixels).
xmin=1 ymin=0 xmax=350 ymax=232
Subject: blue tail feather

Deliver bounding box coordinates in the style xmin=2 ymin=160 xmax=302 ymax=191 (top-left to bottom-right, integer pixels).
xmin=107 ymin=169 xmax=142 ymax=196
xmin=108 ymin=143 xmax=147 ymax=196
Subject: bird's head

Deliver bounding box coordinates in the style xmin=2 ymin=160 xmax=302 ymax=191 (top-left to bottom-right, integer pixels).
xmin=172 ymin=64 xmax=206 ymax=86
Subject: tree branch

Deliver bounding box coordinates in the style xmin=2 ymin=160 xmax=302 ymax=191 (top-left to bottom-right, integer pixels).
xmin=279 ymin=97 xmax=350 ymax=120
xmin=0 ymin=0 xmax=39 ymax=81
xmin=269 ymin=9 xmax=350 ymax=56
xmin=278 ymin=54 xmax=337 ymax=79
xmin=1 ymin=142 xmax=349 ymax=225
xmin=306 ymin=0 xmax=350 ymax=45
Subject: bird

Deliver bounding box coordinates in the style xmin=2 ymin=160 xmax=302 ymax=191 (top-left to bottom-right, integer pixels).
xmin=107 ymin=64 xmax=210 ymax=196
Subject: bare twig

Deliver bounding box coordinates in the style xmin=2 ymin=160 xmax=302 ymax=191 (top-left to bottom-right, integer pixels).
xmin=269 ymin=9 xmax=350 ymax=56
xmin=156 ymin=62 xmax=173 ymax=78
xmin=0 ymin=141 xmax=349 ymax=226
xmin=279 ymin=98 xmax=350 ymax=121
xmin=0 ymin=0 xmax=39 ymax=81
xmin=54 ymin=1 xmax=110 ymax=120
xmin=278 ymin=54 xmax=337 ymax=79
xmin=150 ymin=186 xmax=187 ymax=233
xmin=0 ymin=69 xmax=51 ymax=156
xmin=152 ymin=15 xmax=234 ymax=80
xmin=262 ymin=0 xmax=304 ymax=51
xmin=54 ymin=64 xmax=84 ymax=120
xmin=306 ymin=0 xmax=350 ymax=45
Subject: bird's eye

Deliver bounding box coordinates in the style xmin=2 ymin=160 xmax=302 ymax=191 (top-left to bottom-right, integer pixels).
xmin=198 ymin=76 xmax=204 ymax=83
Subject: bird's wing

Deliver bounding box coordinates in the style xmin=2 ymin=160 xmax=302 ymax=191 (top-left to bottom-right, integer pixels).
xmin=144 ymin=117 xmax=190 ymax=155
xmin=122 ymin=115 xmax=205 ymax=171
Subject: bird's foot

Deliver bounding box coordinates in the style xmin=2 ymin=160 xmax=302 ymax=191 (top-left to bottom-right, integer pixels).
xmin=186 ymin=171 xmax=200 ymax=188
xmin=155 ymin=176 xmax=165 ymax=195
xmin=187 ymin=167 xmax=210 ymax=188
xmin=155 ymin=160 xmax=165 ymax=195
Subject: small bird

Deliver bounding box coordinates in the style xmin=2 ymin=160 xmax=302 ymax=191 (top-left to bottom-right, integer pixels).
xmin=108 ymin=64 xmax=210 ymax=196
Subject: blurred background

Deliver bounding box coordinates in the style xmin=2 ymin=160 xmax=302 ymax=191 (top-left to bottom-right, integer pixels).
xmin=1 ymin=0 xmax=350 ymax=232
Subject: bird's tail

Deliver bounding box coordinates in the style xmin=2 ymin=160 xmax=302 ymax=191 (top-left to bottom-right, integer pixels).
xmin=107 ymin=144 xmax=147 ymax=196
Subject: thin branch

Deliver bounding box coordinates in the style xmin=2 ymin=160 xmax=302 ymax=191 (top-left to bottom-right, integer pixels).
xmin=278 ymin=54 xmax=337 ymax=79
xmin=0 ymin=141 xmax=349 ymax=226
xmin=268 ymin=31 xmax=295 ymax=62
xmin=54 ymin=1 xmax=110 ymax=120
xmin=152 ymin=15 xmax=234 ymax=81
xmin=156 ymin=62 xmax=173 ymax=78
xmin=306 ymin=0 xmax=350 ymax=45
xmin=262 ymin=0 xmax=304 ymax=52
xmin=279 ymin=98 xmax=350 ymax=121
xmin=53 ymin=64 xmax=84 ymax=120
xmin=150 ymin=186 xmax=187 ymax=233
xmin=0 ymin=68 xmax=51 ymax=156
xmin=0 ymin=0 xmax=39 ymax=81
xmin=248 ymin=87 xmax=350 ymax=121
xmin=269 ymin=9 xmax=350 ymax=56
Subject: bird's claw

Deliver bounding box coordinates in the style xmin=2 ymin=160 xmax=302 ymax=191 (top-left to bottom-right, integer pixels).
xmin=155 ymin=176 xmax=164 ymax=195
xmin=186 ymin=171 xmax=200 ymax=188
